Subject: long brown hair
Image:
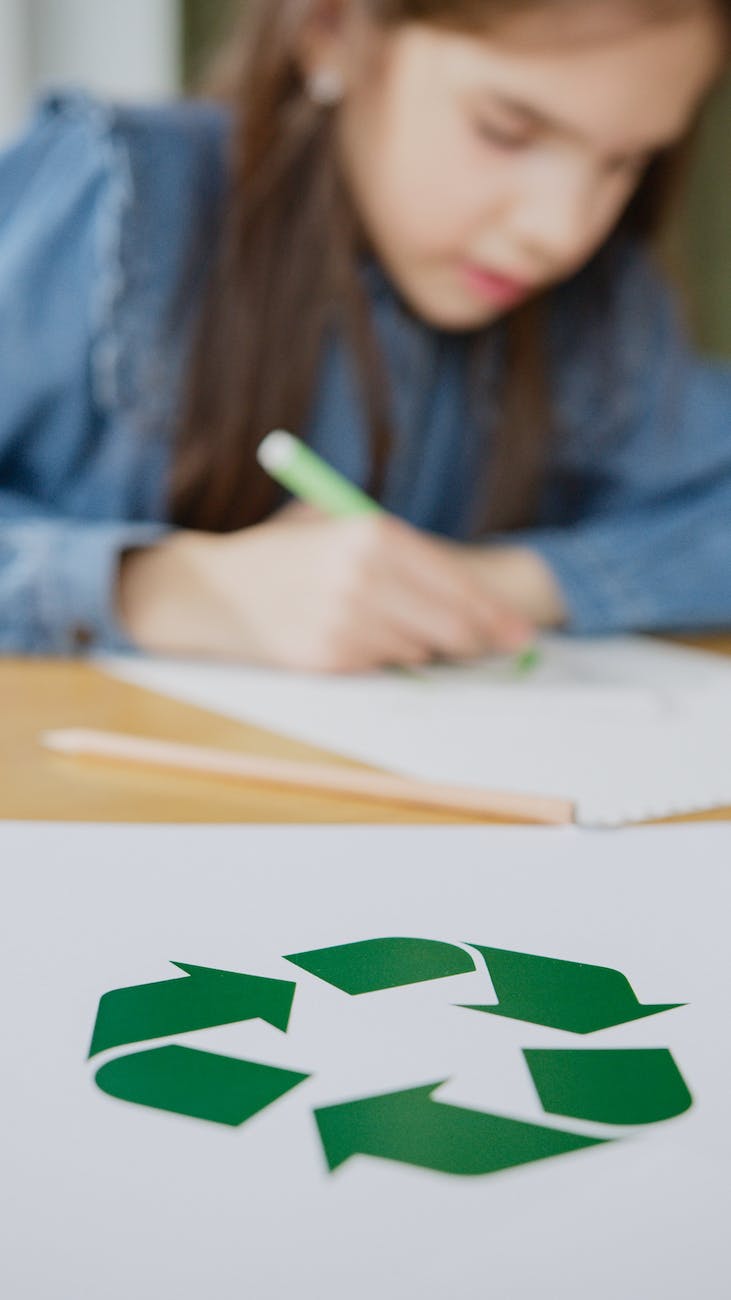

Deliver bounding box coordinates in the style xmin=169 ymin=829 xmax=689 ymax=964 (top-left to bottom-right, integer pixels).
xmin=172 ymin=0 xmax=729 ymax=534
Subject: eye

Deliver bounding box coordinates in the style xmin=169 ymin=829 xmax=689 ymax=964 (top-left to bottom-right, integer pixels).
xmin=473 ymin=118 xmax=531 ymax=152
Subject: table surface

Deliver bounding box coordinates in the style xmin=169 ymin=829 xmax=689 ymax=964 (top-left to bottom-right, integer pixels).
xmin=2 ymin=640 xmax=731 ymax=825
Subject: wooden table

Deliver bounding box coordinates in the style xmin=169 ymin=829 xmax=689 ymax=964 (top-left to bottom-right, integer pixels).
xmin=2 ymin=642 xmax=731 ymax=825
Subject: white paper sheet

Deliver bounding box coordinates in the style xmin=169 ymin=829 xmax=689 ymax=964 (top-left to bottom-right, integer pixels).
xmin=1 ymin=823 xmax=729 ymax=1300
xmin=102 ymin=636 xmax=731 ymax=826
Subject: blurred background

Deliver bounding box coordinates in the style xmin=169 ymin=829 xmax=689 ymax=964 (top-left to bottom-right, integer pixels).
xmin=1 ymin=0 xmax=729 ymax=356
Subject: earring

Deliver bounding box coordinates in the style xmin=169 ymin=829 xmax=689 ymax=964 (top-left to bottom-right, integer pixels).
xmin=307 ymin=67 xmax=345 ymax=107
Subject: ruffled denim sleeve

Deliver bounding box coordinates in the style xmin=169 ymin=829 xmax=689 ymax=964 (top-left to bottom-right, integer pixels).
xmin=0 ymin=96 xmax=169 ymax=654
xmin=510 ymin=244 xmax=731 ymax=634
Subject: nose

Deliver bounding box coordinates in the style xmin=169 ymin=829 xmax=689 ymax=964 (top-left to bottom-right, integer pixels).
xmin=511 ymin=166 xmax=601 ymax=274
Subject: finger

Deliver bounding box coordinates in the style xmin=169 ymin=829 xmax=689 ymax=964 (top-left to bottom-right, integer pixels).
xmin=292 ymin=599 xmax=433 ymax=675
xmin=368 ymin=576 xmax=488 ymax=661
xmin=353 ymin=564 xmax=508 ymax=664
xmin=377 ymin=523 xmax=533 ymax=654
xmin=270 ymin=501 xmax=328 ymax=529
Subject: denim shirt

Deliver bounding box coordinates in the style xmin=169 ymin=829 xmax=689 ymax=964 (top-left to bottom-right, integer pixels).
xmin=1 ymin=90 xmax=730 ymax=654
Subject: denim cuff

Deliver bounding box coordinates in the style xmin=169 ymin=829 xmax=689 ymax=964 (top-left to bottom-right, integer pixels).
xmin=34 ymin=520 xmax=171 ymax=653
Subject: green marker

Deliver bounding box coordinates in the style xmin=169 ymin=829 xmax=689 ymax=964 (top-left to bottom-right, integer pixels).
xmin=515 ymin=646 xmax=541 ymax=676
xmin=258 ymin=430 xmax=382 ymax=519
xmin=257 ymin=430 xmax=540 ymax=674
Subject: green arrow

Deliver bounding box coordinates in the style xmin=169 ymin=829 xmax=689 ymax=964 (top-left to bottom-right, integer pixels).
xmin=462 ymin=946 xmax=684 ymax=1034
xmin=315 ymin=1083 xmax=606 ymax=1176
xmin=525 ymin=1049 xmax=693 ymax=1126
xmin=285 ymin=938 xmax=475 ymax=995
xmin=95 ymin=1045 xmax=309 ymax=1127
xmin=89 ymin=963 xmax=296 ymax=1058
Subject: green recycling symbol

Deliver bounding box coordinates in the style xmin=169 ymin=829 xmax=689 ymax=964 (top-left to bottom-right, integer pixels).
xmin=88 ymin=938 xmax=692 ymax=1178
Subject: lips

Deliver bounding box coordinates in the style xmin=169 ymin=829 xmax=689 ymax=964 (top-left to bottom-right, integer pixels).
xmin=461 ymin=262 xmax=532 ymax=308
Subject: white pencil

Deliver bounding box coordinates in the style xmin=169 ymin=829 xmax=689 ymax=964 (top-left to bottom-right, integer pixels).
xmin=43 ymin=729 xmax=575 ymax=826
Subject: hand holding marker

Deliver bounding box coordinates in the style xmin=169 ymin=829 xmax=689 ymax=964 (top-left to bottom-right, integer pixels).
xmin=257 ymin=431 xmax=540 ymax=674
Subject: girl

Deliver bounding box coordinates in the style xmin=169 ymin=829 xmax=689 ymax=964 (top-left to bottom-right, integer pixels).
xmin=0 ymin=0 xmax=729 ymax=671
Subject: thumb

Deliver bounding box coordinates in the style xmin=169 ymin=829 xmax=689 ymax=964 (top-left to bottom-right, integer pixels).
xmin=273 ymin=501 xmax=325 ymax=526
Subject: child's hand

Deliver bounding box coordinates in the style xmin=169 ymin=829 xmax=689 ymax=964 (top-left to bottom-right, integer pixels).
xmin=118 ymin=513 xmax=534 ymax=672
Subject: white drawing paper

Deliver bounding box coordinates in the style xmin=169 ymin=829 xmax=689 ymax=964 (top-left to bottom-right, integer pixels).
xmin=102 ymin=635 xmax=731 ymax=825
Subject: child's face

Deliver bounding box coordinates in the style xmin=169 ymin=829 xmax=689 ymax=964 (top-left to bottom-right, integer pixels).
xmin=329 ymin=5 xmax=723 ymax=330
